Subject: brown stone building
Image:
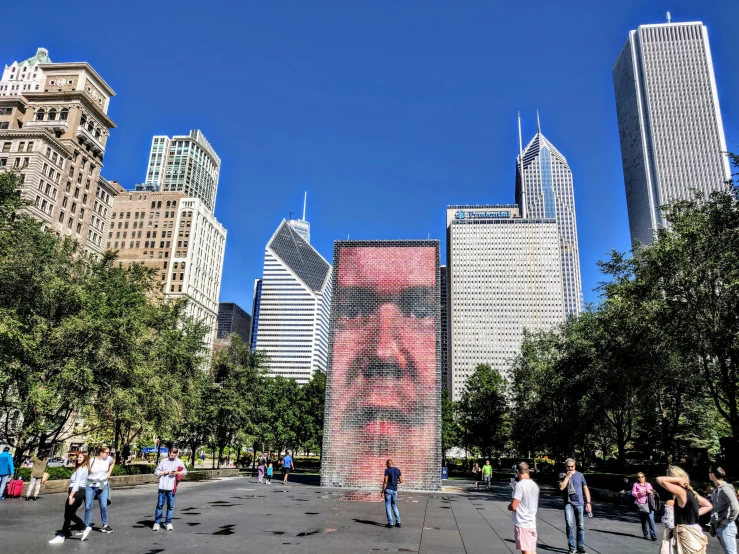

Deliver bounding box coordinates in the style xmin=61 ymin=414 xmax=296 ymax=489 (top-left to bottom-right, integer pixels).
xmin=110 ymin=191 xmax=227 ymax=350
xmin=0 ymin=48 xmax=121 ymax=256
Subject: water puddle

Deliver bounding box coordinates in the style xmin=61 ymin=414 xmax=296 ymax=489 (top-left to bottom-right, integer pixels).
xmin=296 ymin=528 xmax=337 ymax=537
xmin=212 ymin=524 xmax=236 ymax=536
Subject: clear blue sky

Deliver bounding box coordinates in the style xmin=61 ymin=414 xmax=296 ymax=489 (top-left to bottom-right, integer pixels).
xmin=6 ymin=0 xmax=738 ymax=311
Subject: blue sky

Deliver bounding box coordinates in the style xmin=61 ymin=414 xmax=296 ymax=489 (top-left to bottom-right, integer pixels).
xmin=6 ymin=0 xmax=738 ymax=311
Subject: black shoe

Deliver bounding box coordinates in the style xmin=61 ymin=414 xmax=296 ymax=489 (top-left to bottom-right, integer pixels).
xmin=101 ymin=525 xmax=113 ymax=534
xmin=651 ymin=537 xmax=657 ymax=541
xmin=385 ymin=524 xmax=394 ymax=528
xmin=33 ymin=497 xmax=38 ymax=501
xmin=25 ymin=497 xmax=30 ymax=501
xmin=395 ymin=523 xmax=401 ymax=528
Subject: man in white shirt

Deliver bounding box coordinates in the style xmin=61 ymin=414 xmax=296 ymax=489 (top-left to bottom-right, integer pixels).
xmin=152 ymin=448 xmax=187 ymax=531
xmin=508 ymin=461 xmax=539 ymax=554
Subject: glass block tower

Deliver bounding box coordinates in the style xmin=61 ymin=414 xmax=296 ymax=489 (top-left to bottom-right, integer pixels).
xmin=252 ymin=220 xmax=332 ymax=384
xmin=516 ymin=121 xmax=583 ymax=317
xmin=613 ymin=18 xmax=731 ymax=245
xmin=142 ymin=130 xmax=220 ymax=214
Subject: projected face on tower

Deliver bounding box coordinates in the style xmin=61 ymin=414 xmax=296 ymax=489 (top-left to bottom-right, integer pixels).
xmin=322 ymin=242 xmax=440 ymax=491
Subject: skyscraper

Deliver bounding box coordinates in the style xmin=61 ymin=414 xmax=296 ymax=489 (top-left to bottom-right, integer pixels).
xmin=252 ymin=220 xmax=333 ymax=384
xmin=446 ymin=206 xmax=565 ymax=401
xmin=0 ymin=48 xmax=122 ymax=257
xmin=516 ymin=116 xmax=582 ymax=316
xmin=217 ymin=302 xmax=252 ymax=344
xmin=613 ymin=18 xmax=731 ymax=245
xmin=110 ymin=191 xmax=227 ymax=351
xmin=142 ymin=130 xmax=220 ymax=213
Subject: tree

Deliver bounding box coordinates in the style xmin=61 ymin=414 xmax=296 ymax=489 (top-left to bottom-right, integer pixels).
xmin=441 ymin=389 xmax=460 ymax=465
xmin=456 ymin=364 xmax=509 ymax=459
xmin=297 ymin=370 xmax=326 ymax=456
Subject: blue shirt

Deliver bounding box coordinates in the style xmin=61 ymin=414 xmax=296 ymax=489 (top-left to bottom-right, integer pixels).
xmin=559 ymin=471 xmax=588 ymax=507
xmin=0 ymin=452 xmax=14 ymax=476
xmin=283 ymin=455 xmax=292 ymax=469
xmin=384 ymin=467 xmax=402 ymax=491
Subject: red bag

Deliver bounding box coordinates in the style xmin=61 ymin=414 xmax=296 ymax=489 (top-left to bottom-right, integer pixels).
xmin=7 ymin=479 xmax=23 ymax=498
xmin=173 ymin=466 xmax=184 ymax=495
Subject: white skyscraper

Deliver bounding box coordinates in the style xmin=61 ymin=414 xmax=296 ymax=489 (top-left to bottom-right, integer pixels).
xmin=516 ymin=117 xmax=582 ymax=317
xmin=446 ymin=206 xmax=565 ymax=400
xmin=142 ymin=130 xmax=221 ymax=213
xmin=613 ymin=18 xmax=731 ymax=245
xmin=252 ymin=220 xmax=332 ymax=384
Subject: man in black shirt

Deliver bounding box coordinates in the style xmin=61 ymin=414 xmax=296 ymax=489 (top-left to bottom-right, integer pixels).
xmin=381 ymin=459 xmax=403 ymax=528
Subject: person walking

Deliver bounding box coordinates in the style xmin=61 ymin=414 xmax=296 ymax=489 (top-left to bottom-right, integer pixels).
xmin=709 ymin=466 xmax=739 ymax=554
xmin=152 ymin=447 xmax=187 ymax=531
xmin=0 ymin=446 xmax=14 ymax=499
xmin=282 ymin=452 xmax=294 ymax=483
xmin=482 ymin=460 xmax=493 ymax=491
xmin=49 ymin=452 xmax=89 ymax=544
xmin=266 ymin=462 xmax=273 ymax=484
xmin=472 ymin=462 xmax=481 ymax=490
xmin=657 ymin=465 xmax=712 ymax=554
xmin=26 ymin=451 xmax=49 ymax=501
xmin=508 ymin=462 xmax=539 ymax=554
xmin=257 ymin=452 xmax=266 ymax=484
xmin=631 ymin=472 xmax=657 ymax=541
xmin=558 ymin=458 xmax=591 ymax=554
xmin=81 ymin=446 xmax=116 ymax=540
xmin=381 ymin=459 xmax=403 ymax=528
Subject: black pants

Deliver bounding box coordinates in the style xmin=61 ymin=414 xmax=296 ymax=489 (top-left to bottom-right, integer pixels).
xmin=61 ymin=489 xmax=86 ymax=537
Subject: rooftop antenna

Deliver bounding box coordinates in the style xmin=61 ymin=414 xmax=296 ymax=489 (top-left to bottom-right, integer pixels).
xmin=536 ymin=110 xmax=541 ymax=134
xmin=302 ymin=191 xmax=307 ymax=221
xmin=518 ymin=112 xmax=528 ymax=219
xmin=666 ymin=11 xmax=671 ymax=23
xmin=288 ymin=211 xmax=294 ymax=220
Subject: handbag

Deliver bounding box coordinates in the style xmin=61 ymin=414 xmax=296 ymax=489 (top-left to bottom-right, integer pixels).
xmin=41 ymin=471 xmax=50 ymax=484
xmin=660 ymin=539 xmax=672 ymax=554
xmin=638 ymin=501 xmax=651 ymax=513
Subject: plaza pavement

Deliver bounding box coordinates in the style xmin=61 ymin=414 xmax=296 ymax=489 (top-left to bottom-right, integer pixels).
xmin=0 ymin=474 xmax=724 ymax=553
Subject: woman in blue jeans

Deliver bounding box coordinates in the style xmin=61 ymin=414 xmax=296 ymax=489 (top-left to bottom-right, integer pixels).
xmin=631 ymin=472 xmax=657 ymax=541
xmin=81 ymin=446 xmax=115 ymax=541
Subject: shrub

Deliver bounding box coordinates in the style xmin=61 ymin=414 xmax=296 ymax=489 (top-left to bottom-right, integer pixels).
xmin=17 ymin=467 xmax=73 ymax=481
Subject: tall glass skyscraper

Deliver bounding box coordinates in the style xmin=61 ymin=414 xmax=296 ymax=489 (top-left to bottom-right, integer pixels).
xmin=516 ymin=122 xmax=582 ymax=317
xmin=142 ymin=130 xmax=221 ymax=214
xmin=613 ymin=19 xmax=731 ymax=245
xmin=252 ymin=219 xmax=332 ymax=384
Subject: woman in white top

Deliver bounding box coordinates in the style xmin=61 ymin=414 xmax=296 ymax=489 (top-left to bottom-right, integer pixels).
xmin=81 ymin=446 xmax=115 ymax=541
xmin=49 ymin=452 xmax=89 ymax=544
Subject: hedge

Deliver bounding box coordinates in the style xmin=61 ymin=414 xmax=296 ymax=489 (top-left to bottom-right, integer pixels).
xmin=16 ymin=464 xmax=157 ymax=481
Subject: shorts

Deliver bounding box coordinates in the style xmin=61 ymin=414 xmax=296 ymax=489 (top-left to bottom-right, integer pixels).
xmin=515 ymin=526 xmax=537 ymax=551
xmin=283 ymin=468 xmax=291 ymax=475
xmin=484 ymin=475 xmax=491 ymax=483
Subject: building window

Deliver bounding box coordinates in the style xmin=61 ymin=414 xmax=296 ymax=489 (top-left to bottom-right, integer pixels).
xmin=35 ymin=109 xmax=45 ymax=121
xmin=60 ymin=108 xmax=68 ymax=121
xmin=48 ymin=108 xmax=57 ymax=121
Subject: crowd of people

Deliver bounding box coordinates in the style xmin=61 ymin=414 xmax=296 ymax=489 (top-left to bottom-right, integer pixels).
xmin=3 ymin=443 xmax=739 ymax=553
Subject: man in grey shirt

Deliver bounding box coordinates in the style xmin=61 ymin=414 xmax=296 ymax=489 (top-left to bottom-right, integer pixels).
xmin=709 ymin=466 xmax=739 ymax=554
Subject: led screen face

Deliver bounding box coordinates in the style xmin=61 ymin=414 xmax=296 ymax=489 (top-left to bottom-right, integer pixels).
xmin=321 ymin=241 xmax=441 ymax=491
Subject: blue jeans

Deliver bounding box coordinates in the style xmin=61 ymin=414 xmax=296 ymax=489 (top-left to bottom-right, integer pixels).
xmin=564 ymin=503 xmax=585 ymax=552
xmin=717 ymin=521 xmax=738 ymax=554
xmin=0 ymin=474 xmax=9 ymax=497
xmin=385 ymin=490 xmax=400 ymax=525
xmin=638 ymin=509 xmax=656 ymax=538
xmin=84 ymin=485 xmax=109 ymax=527
xmin=155 ymin=490 xmax=175 ymax=525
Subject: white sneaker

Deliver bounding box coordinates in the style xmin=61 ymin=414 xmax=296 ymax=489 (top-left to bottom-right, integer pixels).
xmin=81 ymin=527 xmax=92 ymax=541
xmin=152 ymin=523 xmax=160 ymax=531
xmin=165 ymin=523 xmax=173 ymax=531
xmin=49 ymin=536 xmax=65 ymax=544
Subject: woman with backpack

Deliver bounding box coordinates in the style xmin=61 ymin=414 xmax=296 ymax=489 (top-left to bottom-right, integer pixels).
xmin=49 ymin=452 xmax=89 ymax=544
xmin=632 ymin=472 xmax=657 ymax=541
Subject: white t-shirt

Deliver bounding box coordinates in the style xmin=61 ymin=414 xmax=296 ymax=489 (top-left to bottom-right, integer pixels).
xmin=89 ymin=456 xmax=114 ymax=483
xmin=512 ymin=478 xmax=539 ymax=529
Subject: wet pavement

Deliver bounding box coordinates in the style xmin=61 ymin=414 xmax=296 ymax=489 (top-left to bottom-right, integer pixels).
xmin=0 ymin=475 xmax=724 ymax=553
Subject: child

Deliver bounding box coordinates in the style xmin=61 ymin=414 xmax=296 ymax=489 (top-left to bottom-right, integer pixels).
xmin=266 ymin=463 xmax=273 ymax=484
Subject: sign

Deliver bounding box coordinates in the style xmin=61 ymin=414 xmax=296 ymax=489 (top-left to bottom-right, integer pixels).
xmin=441 ymin=467 xmax=449 ymax=480
xmin=455 ymin=210 xmax=511 ymax=220
xmin=142 ymin=447 xmax=169 ymax=454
